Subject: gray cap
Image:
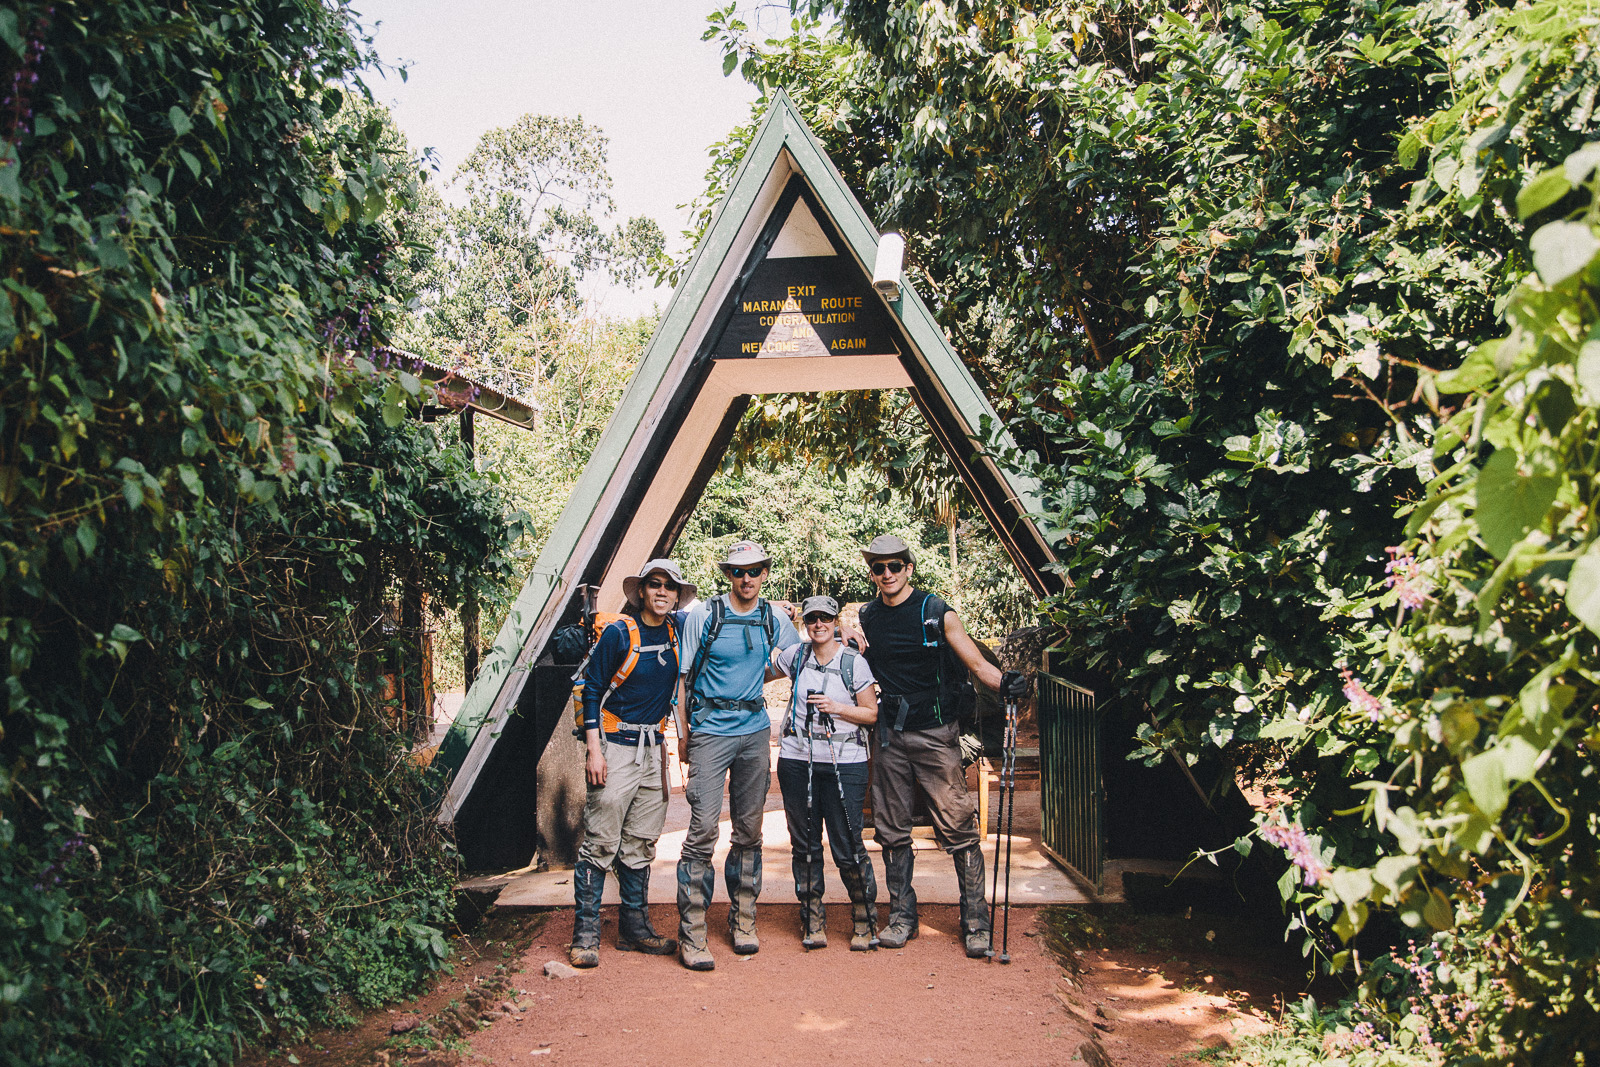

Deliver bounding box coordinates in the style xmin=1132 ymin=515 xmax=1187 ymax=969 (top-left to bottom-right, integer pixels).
xmin=861 ymin=533 xmax=915 ymax=564
xmin=721 ymin=539 xmax=771 ymax=568
xmin=622 ymin=558 xmax=697 ymax=609
xmin=800 ymin=595 xmax=840 ymax=619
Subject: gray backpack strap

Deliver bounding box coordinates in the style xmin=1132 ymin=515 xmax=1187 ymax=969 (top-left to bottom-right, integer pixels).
xmin=685 ymin=596 xmax=727 ymax=725
xmin=781 ymin=644 xmax=811 ymax=738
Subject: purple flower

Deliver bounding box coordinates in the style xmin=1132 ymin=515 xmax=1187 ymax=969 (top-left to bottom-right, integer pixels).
xmin=1385 ymin=546 xmax=1430 ymax=612
xmin=1341 ymin=669 xmax=1384 ymax=721
xmin=1260 ymin=816 xmax=1330 ymax=886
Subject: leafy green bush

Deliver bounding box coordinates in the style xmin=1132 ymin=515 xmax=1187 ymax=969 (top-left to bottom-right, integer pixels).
xmin=0 ymin=3 xmax=522 ymax=1063
xmin=674 ymin=462 xmax=1035 ymax=638
xmin=1223 ymin=993 xmax=1447 ymax=1067
xmin=709 ymin=0 xmax=1600 ymax=1060
xmin=1274 ymin=3 xmax=1600 ymax=1058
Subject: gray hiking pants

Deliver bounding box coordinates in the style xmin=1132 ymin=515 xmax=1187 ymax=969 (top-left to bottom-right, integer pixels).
xmin=871 ymin=720 xmax=980 ymax=852
xmin=576 ymin=736 xmax=669 ymax=871
xmin=680 ymin=725 xmax=771 ymax=863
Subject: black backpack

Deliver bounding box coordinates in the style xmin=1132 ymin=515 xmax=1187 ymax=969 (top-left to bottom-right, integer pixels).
xmin=860 ymin=591 xmax=976 ymax=725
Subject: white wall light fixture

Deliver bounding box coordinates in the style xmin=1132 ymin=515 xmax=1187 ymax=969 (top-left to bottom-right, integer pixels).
xmin=872 ymin=231 xmax=904 ymax=302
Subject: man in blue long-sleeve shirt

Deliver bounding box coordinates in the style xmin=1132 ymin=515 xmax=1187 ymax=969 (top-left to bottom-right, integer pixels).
xmin=568 ymin=559 xmax=696 ymax=969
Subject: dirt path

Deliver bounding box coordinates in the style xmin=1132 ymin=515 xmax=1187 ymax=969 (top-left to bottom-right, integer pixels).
xmin=250 ymin=895 xmax=1319 ymax=1067
xmin=491 ymin=903 xmax=1072 ymax=1067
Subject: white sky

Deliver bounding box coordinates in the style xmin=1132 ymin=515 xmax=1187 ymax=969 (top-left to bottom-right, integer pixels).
xmin=354 ymin=0 xmax=769 ymax=320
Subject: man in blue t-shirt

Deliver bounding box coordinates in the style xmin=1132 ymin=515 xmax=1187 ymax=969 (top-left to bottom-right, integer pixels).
xmin=569 ymin=559 xmax=696 ymax=969
xmin=673 ymin=540 xmax=800 ymax=970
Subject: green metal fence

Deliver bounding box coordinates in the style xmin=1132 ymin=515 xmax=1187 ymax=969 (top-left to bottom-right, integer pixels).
xmin=1037 ymin=672 xmax=1104 ymax=892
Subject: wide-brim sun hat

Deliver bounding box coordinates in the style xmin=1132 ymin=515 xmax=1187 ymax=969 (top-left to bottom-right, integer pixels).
xmin=860 ymin=533 xmax=916 ymax=565
xmin=720 ymin=539 xmax=771 ymax=568
xmin=622 ymin=558 xmax=697 ymax=609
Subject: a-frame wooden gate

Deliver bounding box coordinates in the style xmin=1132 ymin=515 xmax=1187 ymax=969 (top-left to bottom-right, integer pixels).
xmin=432 ymin=91 xmax=1066 ymax=869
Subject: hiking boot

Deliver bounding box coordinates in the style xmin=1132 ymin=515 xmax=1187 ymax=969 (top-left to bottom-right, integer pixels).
xmin=725 ymin=846 xmax=762 ymax=955
xmin=676 ymin=857 xmax=716 ymax=971
xmin=616 ymin=863 xmax=676 ymax=955
xmin=877 ymin=845 xmax=919 ymax=949
xmin=794 ymin=856 xmax=827 ymax=949
xmin=568 ymin=861 xmax=605 ymax=968
xmin=953 ymin=844 xmax=992 ymax=959
xmin=841 ymin=862 xmax=877 ymax=951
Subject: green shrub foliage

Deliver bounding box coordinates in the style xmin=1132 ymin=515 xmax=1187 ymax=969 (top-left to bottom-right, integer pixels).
xmin=0 ymin=3 xmax=521 ymax=1063
xmin=713 ymin=0 xmax=1600 ymax=1059
xmin=1292 ymin=3 xmax=1600 ymax=1058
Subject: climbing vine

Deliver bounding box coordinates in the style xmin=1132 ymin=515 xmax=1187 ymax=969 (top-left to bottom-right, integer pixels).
xmin=0 ymin=3 xmax=523 ymax=1063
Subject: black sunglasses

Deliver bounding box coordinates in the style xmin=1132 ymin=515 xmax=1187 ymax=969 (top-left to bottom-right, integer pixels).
xmin=723 ymin=565 xmax=766 ymax=579
xmin=803 ymin=613 xmax=837 ymax=624
xmin=642 ymin=578 xmax=679 ymax=591
xmin=868 ymin=559 xmax=907 ymax=576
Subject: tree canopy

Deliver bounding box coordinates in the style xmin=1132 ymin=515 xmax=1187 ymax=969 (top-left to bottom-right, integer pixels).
xmin=400 ymin=113 xmax=666 ymax=390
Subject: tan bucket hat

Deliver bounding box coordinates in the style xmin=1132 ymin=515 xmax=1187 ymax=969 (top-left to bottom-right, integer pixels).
xmin=621 ymin=558 xmax=697 ymax=609
xmin=860 ymin=533 xmax=916 ymax=565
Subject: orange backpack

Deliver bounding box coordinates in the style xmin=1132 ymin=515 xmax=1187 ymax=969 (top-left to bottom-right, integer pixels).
xmin=569 ymin=613 xmax=679 ymax=735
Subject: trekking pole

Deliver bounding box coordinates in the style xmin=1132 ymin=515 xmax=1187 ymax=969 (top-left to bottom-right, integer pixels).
xmin=999 ymin=694 xmax=1020 ymax=963
xmin=804 ymin=689 xmax=821 ymax=837
xmin=826 ymin=720 xmax=877 ymax=945
xmin=986 ymin=696 xmax=1008 ymax=957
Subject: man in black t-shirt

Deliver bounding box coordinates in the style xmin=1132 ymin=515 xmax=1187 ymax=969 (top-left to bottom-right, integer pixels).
xmin=857 ymin=534 xmax=1029 ymax=958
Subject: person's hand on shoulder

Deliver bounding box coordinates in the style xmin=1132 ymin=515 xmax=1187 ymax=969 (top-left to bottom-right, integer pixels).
xmin=840 ymin=623 xmax=868 ymax=651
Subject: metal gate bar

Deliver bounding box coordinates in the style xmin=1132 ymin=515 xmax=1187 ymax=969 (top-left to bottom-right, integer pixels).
xmin=1037 ymin=672 xmax=1104 ymax=893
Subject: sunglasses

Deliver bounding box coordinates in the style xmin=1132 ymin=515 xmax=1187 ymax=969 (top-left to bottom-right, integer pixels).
xmin=642 ymin=578 xmax=679 ymax=592
xmin=723 ymin=565 xmax=766 ymax=579
xmin=804 ymin=614 xmax=837 ymax=624
xmin=868 ymin=560 xmax=907 ymax=576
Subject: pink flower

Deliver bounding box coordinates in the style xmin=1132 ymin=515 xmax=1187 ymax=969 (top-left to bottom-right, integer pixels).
xmin=1385 ymin=546 xmax=1430 ymax=612
xmin=1260 ymin=817 xmax=1330 ymax=886
xmin=1342 ymin=669 xmax=1384 ymax=721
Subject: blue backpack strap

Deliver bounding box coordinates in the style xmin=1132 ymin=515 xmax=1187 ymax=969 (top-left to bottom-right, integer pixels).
xmin=922 ymin=592 xmax=950 ymax=722
xmin=920 ymin=592 xmax=942 ymax=648
xmin=666 ymin=615 xmax=680 ymax=722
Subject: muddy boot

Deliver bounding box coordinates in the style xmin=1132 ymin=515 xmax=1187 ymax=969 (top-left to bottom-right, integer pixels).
xmin=615 ymin=863 xmax=676 ymax=955
xmin=676 ymin=857 xmax=715 ymax=971
xmin=840 ymin=862 xmax=877 ymax=951
xmin=953 ymin=844 xmax=992 ymax=959
xmin=725 ymin=846 xmax=762 ymax=955
xmin=794 ymin=856 xmax=827 ymax=949
xmin=568 ymin=861 xmax=605 ymax=968
xmin=877 ymin=845 xmax=919 ymax=949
